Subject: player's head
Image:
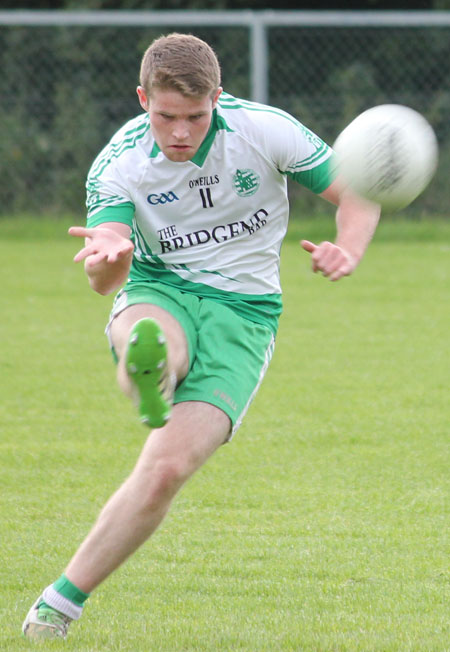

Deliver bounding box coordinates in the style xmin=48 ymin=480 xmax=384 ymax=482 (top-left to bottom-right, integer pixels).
xmin=137 ymin=34 xmax=223 ymax=162
xmin=139 ymin=33 xmax=221 ymax=100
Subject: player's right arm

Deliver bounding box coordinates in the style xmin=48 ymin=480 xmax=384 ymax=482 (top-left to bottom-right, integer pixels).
xmin=69 ymin=222 xmax=134 ymax=296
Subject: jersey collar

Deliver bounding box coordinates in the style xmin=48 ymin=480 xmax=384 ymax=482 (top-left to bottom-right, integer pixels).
xmin=149 ymin=109 xmax=232 ymax=168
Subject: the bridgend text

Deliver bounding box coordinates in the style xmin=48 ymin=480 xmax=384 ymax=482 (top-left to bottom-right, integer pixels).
xmin=157 ymin=209 xmax=268 ymax=253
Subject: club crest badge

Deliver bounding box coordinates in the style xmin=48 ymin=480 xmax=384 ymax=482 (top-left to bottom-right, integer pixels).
xmin=232 ymin=168 xmax=260 ymax=197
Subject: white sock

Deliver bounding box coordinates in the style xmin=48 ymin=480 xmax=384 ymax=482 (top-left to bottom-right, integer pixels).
xmin=42 ymin=585 xmax=83 ymax=620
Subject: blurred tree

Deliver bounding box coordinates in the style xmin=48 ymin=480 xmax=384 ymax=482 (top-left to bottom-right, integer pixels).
xmin=0 ymin=0 xmax=447 ymax=215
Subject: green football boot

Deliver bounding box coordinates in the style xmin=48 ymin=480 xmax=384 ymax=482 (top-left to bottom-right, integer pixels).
xmin=22 ymin=597 xmax=72 ymax=640
xmin=126 ymin=318 xmax=175 ymax=428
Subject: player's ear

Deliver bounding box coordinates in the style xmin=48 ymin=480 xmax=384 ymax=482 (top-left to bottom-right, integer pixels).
xmin=211 ymin=87 xmax=223 ymax=109
xmin=137 ymin=86 xmax=149 ymax=111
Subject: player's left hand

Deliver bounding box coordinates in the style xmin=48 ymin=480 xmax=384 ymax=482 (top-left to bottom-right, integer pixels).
xmin=300 ymin=239 xmax=357 ymax=281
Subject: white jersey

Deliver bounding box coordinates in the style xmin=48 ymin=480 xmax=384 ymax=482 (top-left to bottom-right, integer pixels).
xmin=86 ymin=92 xmax=336 ymax=331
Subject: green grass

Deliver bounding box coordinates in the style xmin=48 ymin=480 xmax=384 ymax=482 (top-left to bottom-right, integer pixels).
xmin=1 ymin=216 xmax=449 ymax=651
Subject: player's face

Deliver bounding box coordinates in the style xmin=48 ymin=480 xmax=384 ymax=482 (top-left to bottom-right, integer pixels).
xmin=137 ymin=86 xmax=222 ymax=162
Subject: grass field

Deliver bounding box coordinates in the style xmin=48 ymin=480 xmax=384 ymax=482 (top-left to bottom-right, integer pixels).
xmin=1 ymin=215 xmax=449 ymax=651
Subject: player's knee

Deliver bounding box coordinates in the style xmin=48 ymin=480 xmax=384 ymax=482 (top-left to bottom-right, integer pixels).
xmin=143 ymin=457 xmax=191 ymax=507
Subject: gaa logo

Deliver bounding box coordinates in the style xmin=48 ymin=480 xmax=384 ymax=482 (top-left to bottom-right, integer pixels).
xmin=147 ymin=191 xmax=179 ymax=205
xmin=232 ymin=169 xmax=260 ymax=197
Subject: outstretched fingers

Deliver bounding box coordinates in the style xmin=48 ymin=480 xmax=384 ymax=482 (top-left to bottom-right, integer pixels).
xmin=69 ymin=224 xmax=134 ymax=266
xmin=68 ymin=226 xmax=97 ymax=239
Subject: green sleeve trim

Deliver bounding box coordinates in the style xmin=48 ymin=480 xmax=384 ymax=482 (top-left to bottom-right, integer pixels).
xmin=287 ymin=152 xmax=338 ymax=194
xmin=86 ymin=203 xmax=135 ymax=228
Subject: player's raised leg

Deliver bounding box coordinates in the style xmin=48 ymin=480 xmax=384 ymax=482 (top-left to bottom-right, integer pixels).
xmin=110 ymin=303 xmax=190 ymax=427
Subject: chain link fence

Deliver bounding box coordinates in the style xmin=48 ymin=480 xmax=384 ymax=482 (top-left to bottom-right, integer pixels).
xmin=0 ymin=11 xmax=449 ymax=217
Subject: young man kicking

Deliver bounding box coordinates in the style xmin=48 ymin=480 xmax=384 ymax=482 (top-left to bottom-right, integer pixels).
xmin=23 ymin=33 xmax=380 ymax=639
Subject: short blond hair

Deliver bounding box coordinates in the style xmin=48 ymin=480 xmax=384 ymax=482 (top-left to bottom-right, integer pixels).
xmin=140 ymin=33 xmax=221 ymax=99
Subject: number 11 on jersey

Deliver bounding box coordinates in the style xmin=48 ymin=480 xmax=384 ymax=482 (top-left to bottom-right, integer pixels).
xmin=199 ymin=188 xmax=214 ymax=208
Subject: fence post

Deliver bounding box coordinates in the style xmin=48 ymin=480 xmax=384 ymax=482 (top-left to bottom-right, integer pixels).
xmin=250 ymin=16 xmax=268 ymax=105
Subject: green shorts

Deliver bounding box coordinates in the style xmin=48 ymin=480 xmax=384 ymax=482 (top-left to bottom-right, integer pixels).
xmin=107 ymin=280 xmax=276 ymax=437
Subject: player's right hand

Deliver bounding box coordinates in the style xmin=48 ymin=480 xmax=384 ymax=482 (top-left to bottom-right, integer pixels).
xmin=68 ymin=226 xmax=134 ymax=268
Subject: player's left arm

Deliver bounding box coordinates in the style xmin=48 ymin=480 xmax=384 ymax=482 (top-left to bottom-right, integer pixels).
xmin=301 ymin=178 xmax=381 ymax=282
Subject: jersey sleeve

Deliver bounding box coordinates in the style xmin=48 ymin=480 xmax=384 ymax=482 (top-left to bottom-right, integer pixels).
xmin=85 ymin=145 xmax=135 ymax=228
xmin=267 ymin=112 xmax=338 ymax=194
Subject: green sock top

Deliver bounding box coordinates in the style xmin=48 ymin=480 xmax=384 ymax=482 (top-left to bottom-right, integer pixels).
xmin=52 ymin=573 xmax=90 ymax=606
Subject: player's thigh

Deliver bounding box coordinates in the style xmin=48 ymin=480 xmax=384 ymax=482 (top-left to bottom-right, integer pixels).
xmin=175 ymin=300 xmax=275 ymax=439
